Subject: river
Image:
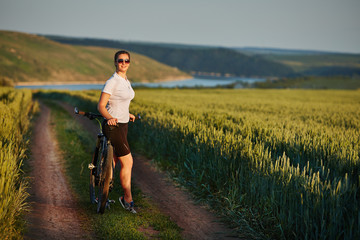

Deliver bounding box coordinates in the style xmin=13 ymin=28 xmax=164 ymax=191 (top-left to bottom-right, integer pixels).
xmin=16 ymin=77 xmax=266 ymax=90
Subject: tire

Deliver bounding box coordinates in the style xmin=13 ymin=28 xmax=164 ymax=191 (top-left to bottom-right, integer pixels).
xmin=97 ymin=143 xmax=113 ymax=214
xmin=89 ymin=144 xmax=101 ymax=204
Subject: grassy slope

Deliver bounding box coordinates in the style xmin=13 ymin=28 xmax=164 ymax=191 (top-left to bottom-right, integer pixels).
xmin=46 ymin=35 xmax=295 ymax=77
xmin=242 ymin=51 xmax=360 ymax=89
xmin=0 ymin=31 xmax=191 ymax=84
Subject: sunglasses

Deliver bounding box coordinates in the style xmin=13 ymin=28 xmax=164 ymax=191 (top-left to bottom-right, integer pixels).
xmin=117 ymin=59 xmax=130 ymax=64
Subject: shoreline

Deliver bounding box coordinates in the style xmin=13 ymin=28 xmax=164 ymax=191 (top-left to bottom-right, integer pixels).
xmin=15 ymin=81 xmax=105 ymax=86
xmin=15 ymin=77 xmax=193 ymax=86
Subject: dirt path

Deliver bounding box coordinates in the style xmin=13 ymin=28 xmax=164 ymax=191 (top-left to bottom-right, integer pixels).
xmin=25 ymin=103 xmax=93 ymax=240
xmin=61 ymin=102 xmax=243 ymax=240
xmin=132 ymin=154 xmax=241 ymax=240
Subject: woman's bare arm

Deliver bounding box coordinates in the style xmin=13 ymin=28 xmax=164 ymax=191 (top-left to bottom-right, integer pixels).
xmin=98 ymin=92 xmax=117 ymax=125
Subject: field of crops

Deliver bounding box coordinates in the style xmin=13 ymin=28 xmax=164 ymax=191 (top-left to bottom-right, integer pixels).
xmin=42 ymin=88 xmax=359 ymax=239
xmin=0 ymin=87 xmax=37 ymax=239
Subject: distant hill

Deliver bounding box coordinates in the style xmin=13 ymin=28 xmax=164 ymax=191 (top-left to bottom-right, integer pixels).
xmin=235 ymin=47 xmax=360 ymax=77
xmin=0 ymin=31 xmax=191 ymax=86
xmin=254 ymin=76 xmax=360 ymax=90
xmin=44 ymin=35 xmax=294 ymax=78
xmin=233 ymin=47 xmax=338 ymax=55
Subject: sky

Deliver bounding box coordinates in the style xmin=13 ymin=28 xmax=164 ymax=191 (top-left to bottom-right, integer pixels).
xmin=1 ymin=0 xmax=359 ymax=53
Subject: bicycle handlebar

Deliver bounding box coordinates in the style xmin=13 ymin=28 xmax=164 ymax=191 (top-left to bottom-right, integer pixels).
xmin=74 ymin=107 xmax=141 ymax=121
xmin=74 ymin=107 xmax=103 ymax=120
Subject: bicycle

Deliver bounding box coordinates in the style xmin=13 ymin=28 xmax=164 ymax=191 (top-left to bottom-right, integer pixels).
xmin=74 ymin=107 xmax=115 ymax=214
xmin=74 ymin=107 xmax=141 ymax=214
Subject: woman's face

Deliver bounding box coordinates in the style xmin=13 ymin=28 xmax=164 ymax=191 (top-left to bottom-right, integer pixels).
xmin=115 ymin=53 xmax=130 ymax=73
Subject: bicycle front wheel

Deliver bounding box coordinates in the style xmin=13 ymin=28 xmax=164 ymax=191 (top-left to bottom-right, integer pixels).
xmin=97 ymin=143 xmax=113 ymax=214
xmin=89 ymin=144 xmax=101 ymax=204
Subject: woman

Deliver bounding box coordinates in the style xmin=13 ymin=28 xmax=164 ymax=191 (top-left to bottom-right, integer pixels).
xmin=97 ymin=50 xmax=136 ymax=214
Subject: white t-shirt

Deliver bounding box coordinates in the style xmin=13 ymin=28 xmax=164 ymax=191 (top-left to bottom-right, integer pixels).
xmin=102 ymin=72 xmax=135 ymax=123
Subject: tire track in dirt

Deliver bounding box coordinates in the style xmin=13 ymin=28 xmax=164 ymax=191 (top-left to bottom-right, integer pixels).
xmin=62 ymin=102 xmax=245 ymax=240
xmin=25 ymin=103 xmax=93 ymax=240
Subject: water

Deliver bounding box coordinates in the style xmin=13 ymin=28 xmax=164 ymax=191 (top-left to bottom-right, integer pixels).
xmin=133 ymin=77 xmax=265 ymax=88
xmin=16 ymin=83 xmax=105 ymax=91
xmin=16 ymin=77 xmax=266 ymax=90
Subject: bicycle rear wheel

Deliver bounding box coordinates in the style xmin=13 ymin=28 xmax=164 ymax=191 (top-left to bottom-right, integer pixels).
xmin=97 ymin=143 xmax=113 ymax=214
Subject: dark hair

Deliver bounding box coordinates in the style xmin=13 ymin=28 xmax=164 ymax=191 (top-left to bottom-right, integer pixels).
xmin=114 ymin=50 xmax=130 ymax=62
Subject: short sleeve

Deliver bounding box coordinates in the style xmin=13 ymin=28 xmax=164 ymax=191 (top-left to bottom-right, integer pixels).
xmin=102 ymin=76 xmax=117 ymax=95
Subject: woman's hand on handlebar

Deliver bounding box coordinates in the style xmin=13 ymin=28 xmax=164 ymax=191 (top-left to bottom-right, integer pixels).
xmin=107 ymin=118 xmax=118 ymax=126
xmin=129 ymin=114 xmax=136 ymax=122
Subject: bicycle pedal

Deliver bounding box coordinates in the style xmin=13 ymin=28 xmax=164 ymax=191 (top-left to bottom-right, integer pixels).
xmin=88 ymin=163 xmax=95 ymax=170
xmin=108 ymin=199 xmax=115 ymax=204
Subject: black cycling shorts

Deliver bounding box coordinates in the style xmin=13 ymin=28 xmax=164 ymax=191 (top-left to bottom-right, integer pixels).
xmin=102 ymin=122 xmax=131 ymax=157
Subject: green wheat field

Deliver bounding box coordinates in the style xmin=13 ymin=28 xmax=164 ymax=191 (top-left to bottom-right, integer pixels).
xmin=1 ymin=87 xmax=359 ymax=239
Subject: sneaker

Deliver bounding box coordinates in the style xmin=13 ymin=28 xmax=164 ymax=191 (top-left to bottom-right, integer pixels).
xmin=119 ymin=196 xmax=137 ymax=214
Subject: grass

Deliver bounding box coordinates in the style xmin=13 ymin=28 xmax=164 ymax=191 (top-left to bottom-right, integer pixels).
xmin=255 ymin=76 xmax=360 ymax=89
xmin=42 ymin=99 xmax=183 ymax=239
xmin=34 ymin=88 xmax=360 ymax=239
xmin=125 ymin=88 xmax=360 ymax=239
xmin=0 ymin=30 xmax=191 ymax=85
xmin=0 ymin=87 xmax=38 ymax=239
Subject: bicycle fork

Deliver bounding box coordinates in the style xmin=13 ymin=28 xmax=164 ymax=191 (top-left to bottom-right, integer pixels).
xmin=88 ymin=133 xmax=103 ymax=172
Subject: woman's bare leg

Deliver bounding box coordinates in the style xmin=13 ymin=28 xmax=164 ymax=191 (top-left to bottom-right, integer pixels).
xmin=118 ymin=153 xmax=133 ymax=203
